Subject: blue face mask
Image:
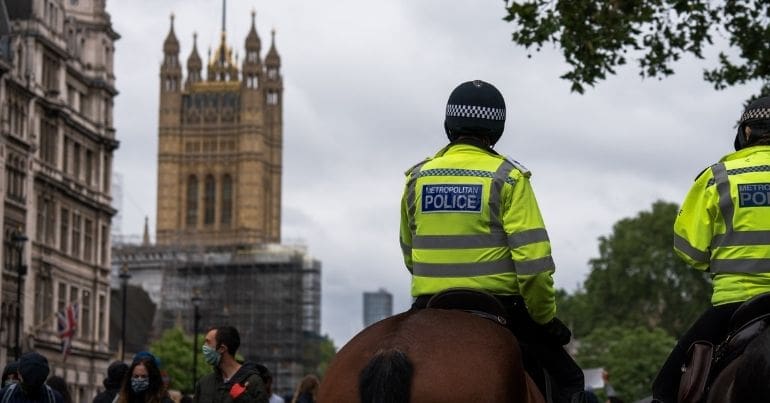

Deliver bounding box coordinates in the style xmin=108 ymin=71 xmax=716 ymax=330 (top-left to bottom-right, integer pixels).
xmin=3 ymin=379 xmax=17 ymax=388
xmin=202 ymin=344 xmax=221 ymax=366
xmin=131 ymin=378 xmax=149 ymax=393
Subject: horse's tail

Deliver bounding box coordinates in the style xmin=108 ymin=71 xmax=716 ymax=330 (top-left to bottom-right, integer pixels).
xmin=358 ymin=348 xmax=413 ymax=403
xmin=733 ymin=326 xmax=770 ymax=402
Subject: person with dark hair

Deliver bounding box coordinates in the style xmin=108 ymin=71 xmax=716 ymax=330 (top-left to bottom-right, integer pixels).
xmin=400 ymin=80 xmax=585 ymax=403
xmin=194 ymin=326 xmax=267 ymax=403
xmin=93 ymin=361 xmax=129 ymax=403
xmin=254 ymin=365 xmax=282 ymax=403
xmin=652 ymin=96 xmax=770 ymax=403
xmin=289 ymin=376 xmax=317 ymax=403
xmin=0 ymin=352 xmax=63 ymax=403
xmin=45 ymin=377 xmax=70 ymax=403
xmin=1 ymin=362 xmax=19 ymax=388
xmin=116 ymin=357 xmax=172 ymax=403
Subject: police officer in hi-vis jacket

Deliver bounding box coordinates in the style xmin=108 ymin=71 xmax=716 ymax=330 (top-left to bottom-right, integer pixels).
xmin=652 ymin=96 xmax=770 ymax=402
xmin=400 ymin=80 xmax=585 ymax=403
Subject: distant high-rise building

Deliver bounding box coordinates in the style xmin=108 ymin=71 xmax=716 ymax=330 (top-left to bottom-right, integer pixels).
xmin=363 ymin=289 xmax=393 ymax=327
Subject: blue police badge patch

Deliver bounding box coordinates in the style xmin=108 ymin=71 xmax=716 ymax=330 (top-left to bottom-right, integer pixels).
xmin=738 ymin=183 xmax=770 ymax=207
xmin=421 ymin=184 xmax=482 ymax=213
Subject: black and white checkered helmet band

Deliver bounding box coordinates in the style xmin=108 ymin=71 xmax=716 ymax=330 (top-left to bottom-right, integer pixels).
xmin=446 ymin=104 xmax=505 ymax=121
xmin=741 ymin=108 xmax=770 ymax=124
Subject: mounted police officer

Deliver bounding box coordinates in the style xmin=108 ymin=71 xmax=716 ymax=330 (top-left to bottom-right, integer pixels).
xmin=652 ymin=96 xmax=770 ymax=402
xmin=400 ymin=80 xmax=585 ymax=403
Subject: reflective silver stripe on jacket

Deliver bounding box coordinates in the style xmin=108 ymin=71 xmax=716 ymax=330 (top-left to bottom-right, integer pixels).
xmin=508 ymin=228 xmax=549 ymax=249
xmin=406 ymin=161 xmax=429 ymax=235
xmin=711 ymin=258 xmax=770 ymax=274
xmin=711 ymin=163 xmax=734 ymax=233
xmin=711 ymin=231 xmax=770 ymax=248
xmin=515 ymin=256 xmax=555 ymax=275
xmin=489 ymin=160 xmax=516 ymax=234
xmin=413 ymin=258 xmax=515 ymax=277
xmin=674 ymin=234 xmax=709 ymax=263
xmin=400 ymin=238 xmax=412 ymax=255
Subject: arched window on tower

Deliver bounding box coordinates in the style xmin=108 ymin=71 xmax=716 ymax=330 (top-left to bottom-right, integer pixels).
xmin=204 ymin=175 xmax=216 ymax=225
xmin=221 ymin=174 xmax=232 ymax=226
xmin=186 ymin=175 xmax=198 ymax=228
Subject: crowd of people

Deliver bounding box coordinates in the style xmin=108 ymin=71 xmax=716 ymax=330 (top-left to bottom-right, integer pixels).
xmin=0 ymin=326 xmax=319 ymax=403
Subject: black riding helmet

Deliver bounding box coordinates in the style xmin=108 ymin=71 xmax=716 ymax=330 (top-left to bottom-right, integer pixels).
xmin=444 ymin=80 xmax=506 ymax=146
xmin=735 ymin=96 xmax=770 ymax=151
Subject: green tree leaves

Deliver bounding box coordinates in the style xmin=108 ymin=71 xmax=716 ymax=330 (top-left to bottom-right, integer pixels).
xmin=556 ymin=201 xmax=712 ymax=401
xmin=504 ymin=1 xmax=768 ymax=95
xmin=149 ymin=327 xmax=212 ymax=394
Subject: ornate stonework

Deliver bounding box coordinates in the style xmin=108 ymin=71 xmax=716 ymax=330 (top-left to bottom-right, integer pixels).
xmin=156 ymin=12 xmax=282 ymax=247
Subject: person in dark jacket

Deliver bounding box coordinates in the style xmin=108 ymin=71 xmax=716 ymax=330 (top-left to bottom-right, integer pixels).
xmin=116 ymin=357 xmax=172 ymax=403
xmin=93 ymin=361 xmax=129 ymax=403
xmin=193 ymin=326 xmax=268 ymax=403
xmin=0 ymin=352 xmax=63 ymax=403
xmin=1 ymin=362 xmax=19 ymax=388
xmin=45 ymin=377 xmax=70 ymax=403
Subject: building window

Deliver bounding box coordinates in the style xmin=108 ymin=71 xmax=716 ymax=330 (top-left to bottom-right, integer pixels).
xmin=100 ymin=224 xmax=108 ymax=265
xmin=103 ymin=155 xmax=111 ymax=193
xmin=267 ymin=91 xmax=278 ymax=105
xmin=42 ymin=52 xmax=59 ymax=93
xmin=268 ymin=68 xmax=278 ymax=79
xmin=71 ymin=213 xmax=81 ymax=258
xmin=84 ymin=219 xmax=93 ymax=262
xmin=6 ymin=155 xmax=26 ymax=203
xmin=221 ymin=174 xmax=232 ymax=226
xmin=57 ymin=282 xmax=67 ymax=313
xmin=204 ymin=175 xmax=216 ymax=225
xmin=7 ymin=88 xmax=28 ymax=138
xmin=40 ymin=118 xmax=58 ymax=166
xmin=186 ymin=175 xmax=198 ymax=228
xmin=97 ymin=294 xmax=106 ymax=342
xmin=85 ymin=150 xmax=93 ymax=186
xmin=34 ymin=270 xmax=53 ymax=328
xmin=59 ymin=208 xmax=69 ymax=253
xmin=81 ymin=290 xmax=91 ymax=339
xmin=69 ymin=286 xmax=79 ymax=336
xmin=73 ymin=142 xmax=81 ymax=179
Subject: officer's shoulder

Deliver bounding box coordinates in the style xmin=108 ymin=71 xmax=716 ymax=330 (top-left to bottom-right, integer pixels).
xmin=693 ymin=163 xmax=720 ymax=183
xmin=404 ymin=158 xmax=431 ymax=176
xmin=502 ymin=155 xmax=532 ymax=178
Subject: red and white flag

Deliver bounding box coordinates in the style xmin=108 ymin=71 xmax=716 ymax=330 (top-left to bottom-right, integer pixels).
xmin=56 ymin=303 xmax=78 ymax=362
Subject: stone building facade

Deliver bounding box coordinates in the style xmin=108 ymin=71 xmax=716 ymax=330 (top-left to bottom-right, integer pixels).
xmin=156 ymin=11 xmax=283 ymax=247
xmin=0 ymin=0 xmax=118 ymax=400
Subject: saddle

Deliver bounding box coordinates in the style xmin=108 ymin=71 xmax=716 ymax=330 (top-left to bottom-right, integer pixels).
xmin=678 ymin=293 xmax=770 ymax=403
xmin=426 ymin=288 xmax=508 ymax=326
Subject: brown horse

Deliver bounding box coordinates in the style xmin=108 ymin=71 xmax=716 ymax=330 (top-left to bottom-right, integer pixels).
xmin=705 ymin=325 xmax=770 ymax=403
xmin=317 ymin=308 xmax=546 ymax=403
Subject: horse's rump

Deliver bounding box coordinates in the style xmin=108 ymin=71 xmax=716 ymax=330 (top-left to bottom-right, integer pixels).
xmin=318 ymin=309 xmax=544 ymax=403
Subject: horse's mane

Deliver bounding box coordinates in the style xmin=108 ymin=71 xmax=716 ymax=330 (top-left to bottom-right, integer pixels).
xmin=732 ymin=325 xmax=770 ymax=402
xmin=358 ymin=348 xmax=413 ymax=403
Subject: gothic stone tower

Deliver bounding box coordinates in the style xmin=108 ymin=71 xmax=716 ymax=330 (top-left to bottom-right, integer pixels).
xmin=156 ymin=10 xmax=283 ymax=247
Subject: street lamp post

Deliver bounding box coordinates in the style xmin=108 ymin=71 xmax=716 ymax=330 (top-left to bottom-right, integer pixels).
xmin=11 ymin=230 xmax=28 ymax=361
xmin=191 ymin=290 xmax=202 ymax=390
xmin=119 ymin=263 xmax=131 ymax=361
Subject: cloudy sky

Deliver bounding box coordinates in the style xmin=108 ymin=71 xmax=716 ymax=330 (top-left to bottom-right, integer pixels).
xmin=108 ymin=0 xmax=755 ymax=347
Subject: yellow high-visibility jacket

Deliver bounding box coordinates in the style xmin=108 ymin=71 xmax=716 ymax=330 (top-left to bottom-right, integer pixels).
xmin=674 ymin=145 xmax=770 ymax=306
xmin=400 ymin=142 xmax=556 ymax=324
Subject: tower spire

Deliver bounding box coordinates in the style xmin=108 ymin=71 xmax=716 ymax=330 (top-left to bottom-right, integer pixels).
xmin=222 ymin=0 xmax=226 ymax=34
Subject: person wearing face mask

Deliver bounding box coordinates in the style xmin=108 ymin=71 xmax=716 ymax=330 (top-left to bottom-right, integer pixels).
xmin=117 ymin=357 xmax=172 ymax=403
xmin=193 ymin=326 xmax=268 ymax=403
xmin=0 ymin=352 xmax=63 ymax=403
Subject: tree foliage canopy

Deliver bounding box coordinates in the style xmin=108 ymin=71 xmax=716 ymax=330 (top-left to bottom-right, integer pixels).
xmin=503 ymin=1 xmax=770 ymax=95
xmin=149 ymin=327 xmax=212 ymax=394
xmin=576 ymin=326 xmax=674 ymax=401
xmin=558 ymin=201 xmax=712 ymax=339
